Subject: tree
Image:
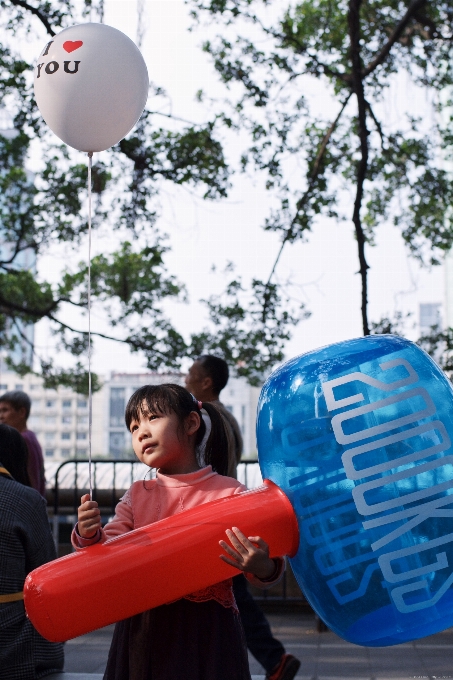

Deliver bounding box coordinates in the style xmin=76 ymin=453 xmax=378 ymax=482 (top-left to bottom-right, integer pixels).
xmin=188 ymin=0 xmax=453 ymax=336
xmin=369 ymin=310 xmax=453 ymax=381
xmin=0 ymin=0 xmax=303 ymax=391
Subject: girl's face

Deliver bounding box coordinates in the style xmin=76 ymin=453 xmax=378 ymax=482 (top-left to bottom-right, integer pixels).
xmin=129 ymin=405 xmax=201 ymax=475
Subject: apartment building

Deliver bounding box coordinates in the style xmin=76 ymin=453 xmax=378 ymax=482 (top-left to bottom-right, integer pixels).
xmin=0 ymin=370 xmax=105 ymax=460
xmin=0 ymin=369 xmax=261 ymax=462
xmin=105 ymin=371 xmax=260 ymax=459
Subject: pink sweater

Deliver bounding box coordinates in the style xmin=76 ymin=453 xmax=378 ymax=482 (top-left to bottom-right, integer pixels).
xmin=72 ymin=465 xmax=284 ymax=589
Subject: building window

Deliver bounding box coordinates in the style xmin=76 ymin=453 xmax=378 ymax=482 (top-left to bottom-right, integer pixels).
xmin=62 ymin=399 xmax=72 ymax=408
xmin=109 ymin=431 xmax=125 ymax=458
xmin=77 ymin=399 xmax=87 ymax=409
xmin=0 ymin=384 xmax=7 ymax=390
xmin=110 ymin=388 xmax=126 ymax=427
xmin=76 ymin=448 xmax=87 ymax=457
xmin=45 ymin=431 xmax=56 ymax=441
xmin=420 ymin=303 xmax=441 ymax=333
xmin=76 ymin=432 xmax=87 ymax=440
xmin=46 ymin=399 xmax=56 ymax=408
xmin=45 ymin=449 xmax=55 ymax=457
xmin=15 ymin=384 xmax=23 ymax=389
xmin=61 ymin=432 xmax=71 ymax=440
xmin=78 ymin=415 xmax=88 ymax=424
xmin=241 ymin=404 xmax=246 ymax=435
xmin=30 ymin=384 xmax=39 ymax=391
xmin=61 ymin=448 xmax=71 ymax=458
xmin=62 ymin=415 xmax=72 ymax=424
xmin=45 ymin=416 xmax=56 ymax=425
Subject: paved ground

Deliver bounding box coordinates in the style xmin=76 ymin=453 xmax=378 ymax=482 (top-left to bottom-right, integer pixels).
xmin=57 ymin=611 xmax=453 ymax=679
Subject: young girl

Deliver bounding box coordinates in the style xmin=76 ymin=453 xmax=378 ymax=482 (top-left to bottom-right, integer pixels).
xmin=72 ymin=384 xmax=284 ymax=680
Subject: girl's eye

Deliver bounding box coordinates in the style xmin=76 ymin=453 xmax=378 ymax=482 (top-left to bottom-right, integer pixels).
xmin=149 ymin=414 xmax=158 ymax=421
xmin=130 ymin=424 xmax=138 ymax=433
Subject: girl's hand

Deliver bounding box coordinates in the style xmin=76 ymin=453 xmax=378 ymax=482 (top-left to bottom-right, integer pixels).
xmin=219 ymin=527 xmax=277 ymax=580
xmin=78 ymin=493 xmax=101 ymax=539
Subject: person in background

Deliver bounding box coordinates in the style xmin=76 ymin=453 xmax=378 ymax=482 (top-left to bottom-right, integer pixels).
xmin=185 ymin=355 xmax=242 ymax=478
xmin=185 ymin=355 xmax=301 ymax=680
xmin=0 ymin=390 xmax=46 ymax=497
xmin=0 ymin=423 xmax=64 ymax=679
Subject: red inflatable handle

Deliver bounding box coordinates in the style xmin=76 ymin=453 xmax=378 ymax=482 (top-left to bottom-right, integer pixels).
xmin=24 ymin=480 xmax=299 ymax=641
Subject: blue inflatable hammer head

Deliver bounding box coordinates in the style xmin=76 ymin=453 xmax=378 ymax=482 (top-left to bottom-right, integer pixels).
xmin=257 ymin=335 xmax=453 ymax=646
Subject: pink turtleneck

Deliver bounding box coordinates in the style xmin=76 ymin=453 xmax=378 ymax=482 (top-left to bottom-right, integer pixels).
xmin=74 ymin=465 xmax=246 ymax=545
xmin=71 ymin=465 xmax=284 ymax=590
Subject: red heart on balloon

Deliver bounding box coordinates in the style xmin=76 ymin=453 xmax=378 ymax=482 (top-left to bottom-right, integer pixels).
xmin=63 ymin=41 xmax=83 ymax=53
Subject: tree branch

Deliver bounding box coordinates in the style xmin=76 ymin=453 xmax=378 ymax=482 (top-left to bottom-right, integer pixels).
xmin=270 ymin=31 xmax=350 ymax=83
xmin=349 ymin=0 xmax=370 ymax=336
xmin=365 ymin=99 xmax=385 ymax=148
xmin=0 ymin=242 xmax=36 ymax=268
xmin=362 ymin=0 xmax=428 ymax=78
xmin=47 ymin=314 xmax=172 ymax=360
xmin=263 ymin=92 xmax=352 ymax=314
xmin=8 ymin=0 xmax=56 ymax=35
xmin=0 ymin=292 xmax=58 ymax=319
xmin=148 ymin=110 xmax=204 ymax=127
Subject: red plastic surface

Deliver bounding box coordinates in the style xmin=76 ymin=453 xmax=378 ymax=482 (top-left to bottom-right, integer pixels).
xmin=24 ymin=480 xmax=299 ymax=641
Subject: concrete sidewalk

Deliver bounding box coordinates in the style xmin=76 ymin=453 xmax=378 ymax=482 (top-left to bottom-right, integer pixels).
xmin=57 ymin=611 xmax=453 ymax=679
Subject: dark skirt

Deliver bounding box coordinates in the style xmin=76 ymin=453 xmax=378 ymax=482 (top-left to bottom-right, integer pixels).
xmin=103 ymin=598 xmax=251 ymax=680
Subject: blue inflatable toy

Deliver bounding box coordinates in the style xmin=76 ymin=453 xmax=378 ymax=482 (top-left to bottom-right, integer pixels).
xmin=257 ymin=335 xmax=453 ymax=646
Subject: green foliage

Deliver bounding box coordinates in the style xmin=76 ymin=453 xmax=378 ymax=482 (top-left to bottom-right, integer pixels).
xmin=39 ymin=361 xmax=103 ymax=396
xmin=190 ymin=0 xmax=453 ymax=336
xmin=1 ymin=0 xmax=262 ymax=391
xmin=417 ymin=327 xmax=453 ymax=380
xmin=189 ymin=277 xmax=310 ymax=385
xmin=370 ymin=311 xmax=453 ymax=382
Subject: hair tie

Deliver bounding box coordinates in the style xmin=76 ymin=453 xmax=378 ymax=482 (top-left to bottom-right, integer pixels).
xmin=190 ymin=393 xmax=203 ymax=411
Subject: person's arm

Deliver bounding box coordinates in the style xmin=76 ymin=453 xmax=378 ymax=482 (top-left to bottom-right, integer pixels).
xmin=244 ymin=557 xmax=285 ymax=589
xmin=219 ymin=526 xmax=285 ymax=589
xmin=72 ymin=489 xmax=135 ymax=549
xmin=25 ymin=494 xmax=58 ymax=572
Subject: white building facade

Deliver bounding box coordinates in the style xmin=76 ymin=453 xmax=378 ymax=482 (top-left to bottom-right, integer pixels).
xmin=0 ymin=369 xmax=261 ymax=463
xmin=104 ymin=372 xmax=260 ymax=460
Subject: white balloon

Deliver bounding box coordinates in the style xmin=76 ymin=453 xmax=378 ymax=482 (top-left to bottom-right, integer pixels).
xmin=34 ymin=23 xmax=149 ymax=152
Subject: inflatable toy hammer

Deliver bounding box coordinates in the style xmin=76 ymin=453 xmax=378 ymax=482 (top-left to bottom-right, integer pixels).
xmin=25 ymin=336 xmax=453 ymax=646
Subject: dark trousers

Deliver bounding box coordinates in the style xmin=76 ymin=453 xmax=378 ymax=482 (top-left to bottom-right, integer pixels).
xmin=233 ymin=574 xmax=285 ymax=673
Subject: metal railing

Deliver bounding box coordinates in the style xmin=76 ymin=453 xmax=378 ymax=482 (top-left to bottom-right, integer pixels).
xmin=47 ymin=458 xmax=307 ymax=607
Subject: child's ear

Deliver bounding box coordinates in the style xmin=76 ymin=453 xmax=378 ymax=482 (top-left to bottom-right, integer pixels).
xmin=185 ymin=411 xmax=200 ymax=436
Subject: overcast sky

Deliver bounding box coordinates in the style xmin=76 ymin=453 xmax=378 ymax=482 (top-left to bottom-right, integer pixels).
xmin=32 ymin=0 xmax=446 ymax=379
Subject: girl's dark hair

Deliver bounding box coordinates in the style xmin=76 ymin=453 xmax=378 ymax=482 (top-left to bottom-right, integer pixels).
xmin=125 ymin=384 xmax=229 ymax=476
xmin=0 ymin=423 xmax=31 ymax=486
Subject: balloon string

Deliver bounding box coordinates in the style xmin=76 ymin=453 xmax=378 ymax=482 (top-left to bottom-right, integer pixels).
xmin=87 ymin=151 xmax=93 ymax=500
